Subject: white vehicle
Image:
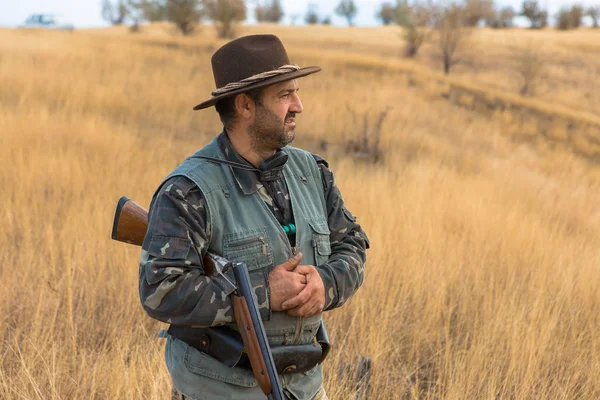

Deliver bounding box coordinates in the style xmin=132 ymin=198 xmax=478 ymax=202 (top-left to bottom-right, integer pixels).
xmin=20 ymin=14 xmax=74 ymax=31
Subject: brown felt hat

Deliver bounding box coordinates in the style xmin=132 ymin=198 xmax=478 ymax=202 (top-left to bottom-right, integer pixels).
xmin=193 ymin=34 xmax=321 ymax=110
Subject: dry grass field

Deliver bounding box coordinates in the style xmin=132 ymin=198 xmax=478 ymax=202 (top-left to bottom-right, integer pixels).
xmin=1 ymin=23 xmax=600 ymax=399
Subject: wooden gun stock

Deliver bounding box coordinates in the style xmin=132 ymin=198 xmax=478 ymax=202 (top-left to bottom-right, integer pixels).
xmin=111 ymin=196 xmax=284 ymax=399
xmin=111 ymin=196 xmax=148 ymax=246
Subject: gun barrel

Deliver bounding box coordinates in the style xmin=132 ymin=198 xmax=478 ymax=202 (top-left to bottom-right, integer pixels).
xmin=232 ymin=263 xmax=284 ymax=399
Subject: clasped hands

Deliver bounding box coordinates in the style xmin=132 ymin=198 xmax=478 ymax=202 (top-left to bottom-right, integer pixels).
xmin=268 ymin=252 xmax=325 ymax=318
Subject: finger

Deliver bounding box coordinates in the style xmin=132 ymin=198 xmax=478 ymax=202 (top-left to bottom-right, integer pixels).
xmin=293 ymin=272 xmax=307 ymax=285
xmin=287 ymin=300 xmax=315 ymax=317
xmin=302 ymin=300 xmax=323 ymax=318
xmin=281 ymin=285 xmax=312 ymax=310
xmin=295 ymin=265 xmax=314 ymax=275
xmin=280 ymin=252 xmax=303 ymax=271
xmin=294 ymin=280 xmax=307 ymax=293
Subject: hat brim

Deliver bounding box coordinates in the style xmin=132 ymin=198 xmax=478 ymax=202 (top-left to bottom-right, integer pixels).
xmin=193 ymin=66 xmax=321 ymax=110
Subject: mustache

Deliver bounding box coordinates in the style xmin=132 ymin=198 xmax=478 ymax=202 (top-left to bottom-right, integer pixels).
xmin=285 ymin=113 xmax=296 ymax=120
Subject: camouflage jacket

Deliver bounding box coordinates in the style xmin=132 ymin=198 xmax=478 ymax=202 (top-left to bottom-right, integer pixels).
xmin=139 ymin=132 xmax=370 ymax=327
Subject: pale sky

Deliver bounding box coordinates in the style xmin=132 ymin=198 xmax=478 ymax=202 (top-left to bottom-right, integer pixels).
xmin=0 ymin=0 xmax=596 ymax=28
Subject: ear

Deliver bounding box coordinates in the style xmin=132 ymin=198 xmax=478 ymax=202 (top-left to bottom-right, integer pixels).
xmin=234 ymin=93 xmax=254 ymax=120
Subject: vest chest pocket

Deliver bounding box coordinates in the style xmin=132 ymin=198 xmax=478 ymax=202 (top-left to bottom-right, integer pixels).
xmin=307 ymin=218 xmax=332 ymax=266
xmin=223 ymin=228 xmax=274 ymax=272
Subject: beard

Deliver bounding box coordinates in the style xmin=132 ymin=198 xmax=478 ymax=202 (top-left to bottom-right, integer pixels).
xmin=248 ymin=104 xmax=296 ymax=154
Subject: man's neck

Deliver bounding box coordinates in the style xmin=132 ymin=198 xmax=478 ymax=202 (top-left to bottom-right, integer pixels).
xmin=225 ymin=128 xmax=274 ymax=168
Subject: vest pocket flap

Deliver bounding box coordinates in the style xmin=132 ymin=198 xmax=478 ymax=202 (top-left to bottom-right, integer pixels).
xmin=147 ymin=235 xmax=192 ymax=259
xmin=307 ymin=218 xmax=330 ymax=235
xmin=308 ymin=219 xmax=331 ymax=260
xmin=315 ymin=239 xmax=331 ymax=256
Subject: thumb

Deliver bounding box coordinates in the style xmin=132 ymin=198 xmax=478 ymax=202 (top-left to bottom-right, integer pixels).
xmin=281 ymin=252 xmax=303 ymax=271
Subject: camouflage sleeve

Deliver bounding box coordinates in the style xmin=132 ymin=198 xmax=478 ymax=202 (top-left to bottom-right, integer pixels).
xmin=312 ymin=155 xmax=370 ymax=310
xmin=138 ymin=176 xmax=272 ymax=327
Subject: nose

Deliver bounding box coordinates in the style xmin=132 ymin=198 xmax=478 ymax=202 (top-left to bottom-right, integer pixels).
xmin=289 ymin=92 xmax=303 ymax=114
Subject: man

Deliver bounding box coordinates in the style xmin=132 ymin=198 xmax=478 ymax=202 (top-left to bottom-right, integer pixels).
xmin=139 ymin=34 xmax=369 ymax=400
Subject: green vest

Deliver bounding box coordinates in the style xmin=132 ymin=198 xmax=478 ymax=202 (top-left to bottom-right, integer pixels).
xmin=163 ymin=136 xmax=331 ymax=399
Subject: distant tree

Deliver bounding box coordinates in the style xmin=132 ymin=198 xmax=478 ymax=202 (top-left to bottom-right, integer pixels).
xmin=102 ymin=0 xmax=130 ymax=25
xmin=521 ymin=0 xmax=548 ymax=29
xmin=485 ymin=5 xmax=515 ymax=27
xmin=515 ymin=43 xmax=545 ymax=96
xmin=435 ymin=4 xmax=470 ymax=74
xmin=255 ymin=0 xmax=283 ymax=23
xmin=335 ymin=0 xmax=358 ymax=26
xmin=255 ymin=5 xmax=266 ymax=22
xmin=570 ymin=5 xmax=584 ymax=28
xmin=556 ymin=5 xmax=584 ymax=30
xmin=131 ymin=0 xmax=167 ymax=21
xmin=499 ymin=6 xmax=516 ymax=26
xmin=588 ymin=6 xmax=600 ymax=27
xmin=377 ymin=2 xmax=396 ymax=25
xmin=322 ymin=15 xmax=332 ymax=25
xmin=395 ymin=0 xmax=431 ymax=57
xmin=463 ymin=0 xmax=495 ymax=26
xmin=305 ymin=3 xmax=320 ymax=24
xmin=163 ymin=0 xmax=203 ymax=35
xmin=203 ymin=0 xmax=246 ymax=38
xmin=556 ymin=8 xmax=571 ymax=29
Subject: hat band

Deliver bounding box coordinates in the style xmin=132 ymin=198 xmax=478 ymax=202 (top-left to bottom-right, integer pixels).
xmin=211 ymin=64 xmax=300 ymax=97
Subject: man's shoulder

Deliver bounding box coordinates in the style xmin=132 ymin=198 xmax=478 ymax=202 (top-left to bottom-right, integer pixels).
xmin=157 ymin=175 xmax=200 ymax=200
xmin=310 ymin=153 xmax=329 ymax=169
xmin=284 ymin=145 xmax=329 ymax=168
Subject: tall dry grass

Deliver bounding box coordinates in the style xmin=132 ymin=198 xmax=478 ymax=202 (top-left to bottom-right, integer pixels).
xmin=1 ymin=25 xmax=600 ymax=399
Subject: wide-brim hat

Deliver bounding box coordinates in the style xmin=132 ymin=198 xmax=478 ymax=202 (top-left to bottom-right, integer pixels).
xmin=193 ymin=34 xmax=321 ymax=110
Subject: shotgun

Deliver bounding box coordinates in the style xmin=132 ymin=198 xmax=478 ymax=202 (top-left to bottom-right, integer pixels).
xmin=112 ymin=196 xmax=285 ymax=400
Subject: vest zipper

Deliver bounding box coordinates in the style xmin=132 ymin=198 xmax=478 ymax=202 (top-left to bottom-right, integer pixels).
xmin=260 ymin=236 xmax=267 ymax=256
xmin=294 ymin=316 xmax=304 ymax=344
xmin=290 ymin=246 xmax=303 ymax=343
xmin=229 ymin=236 xmax=267 ymax=256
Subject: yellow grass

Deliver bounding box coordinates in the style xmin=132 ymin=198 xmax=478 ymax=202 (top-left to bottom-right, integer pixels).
xmin=1 ymin=24 xmax=600 ymax=399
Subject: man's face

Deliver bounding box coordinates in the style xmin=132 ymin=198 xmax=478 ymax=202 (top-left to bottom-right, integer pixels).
xmin=248 ymin=79 xmax=303 ymax=153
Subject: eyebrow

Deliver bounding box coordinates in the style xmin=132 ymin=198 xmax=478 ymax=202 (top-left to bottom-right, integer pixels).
xmin=278 ymin=87 xmax=299 ymax=95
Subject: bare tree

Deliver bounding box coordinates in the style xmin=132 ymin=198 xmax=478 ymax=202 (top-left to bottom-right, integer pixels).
xmin=395 ymin=0 xmax=432 ymax=57
xmin=516 ymin=43 xmax=545 ymax=96
xmin=436 ymin=4 xmax=470 ymax=74
xmin=345 ymin=104 xmax=391 ymax=163
xmin=102 ymin=0 xmax=130 ymax=25
xmin=203 ymin=0 xmax=246 ymax=38
xmin=335 ymin=0 xmax=358 ymax=26
xmin=521 ymin=0 xmax=548 ymax=29
xmin=588 ymin=6 xmax=599 ymax=27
